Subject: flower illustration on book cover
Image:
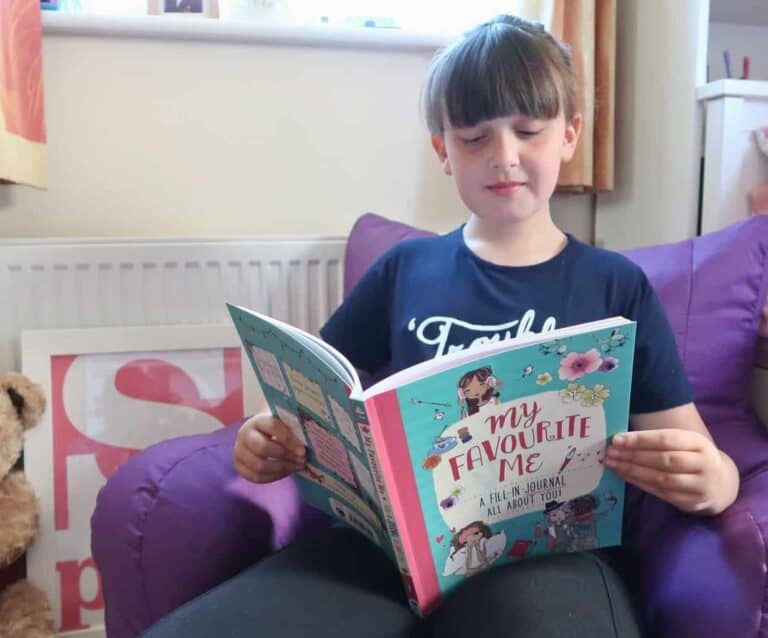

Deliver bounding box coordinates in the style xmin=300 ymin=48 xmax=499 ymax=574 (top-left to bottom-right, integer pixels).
xmin=536 ymin=372 xmax=553 ymax=385
xmin=595 ymin=328 xmax=628 ymax=354
xmin=599 ymin=356 xmax=619 ymax=372
xmin=580 ymin=384 xmax=610 ymax=407
xmin=442 ymin=521 xmax=507 ymax=578
xmin=522 ymin=364 xmax=534 ymax=377
xmin=559 ymin=349 xmax=602 ymax=381
xmin=560 ymin=383 xmax=586 ymax=403
xmin=559 ymin=383 xmax=611 ymax=407
xmin=539 ymin=338 xmax=570 ymax=356
xmin=439 ymin=487 xmax=464 ymax=510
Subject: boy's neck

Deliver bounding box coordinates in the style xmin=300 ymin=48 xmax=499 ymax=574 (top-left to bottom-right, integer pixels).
xmin=463 ymin=211 xmax=568 ymax=267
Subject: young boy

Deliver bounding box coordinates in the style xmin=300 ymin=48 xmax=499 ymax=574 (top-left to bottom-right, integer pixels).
xmin=146 ymin=15 xmax=739 ymax=638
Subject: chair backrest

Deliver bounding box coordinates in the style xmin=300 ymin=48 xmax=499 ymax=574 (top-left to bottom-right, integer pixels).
xmin=344 ymin=213 xmax=768 ymax=474
xmin=623 ymin=216 xmax=768 ymax=475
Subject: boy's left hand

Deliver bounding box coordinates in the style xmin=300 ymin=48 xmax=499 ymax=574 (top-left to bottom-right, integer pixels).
xmin=603 ymin=428 xmax=725 ymax=514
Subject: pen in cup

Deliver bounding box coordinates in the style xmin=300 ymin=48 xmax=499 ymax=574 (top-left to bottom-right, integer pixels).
xmin=723 ymin=50 xmax=732 ymax=78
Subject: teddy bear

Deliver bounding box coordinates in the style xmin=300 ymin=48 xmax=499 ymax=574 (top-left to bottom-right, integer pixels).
xmin=0 ymin=372 xmax=54 ymax=637
xmin=749 ymin=126 xmax=768 ymax=215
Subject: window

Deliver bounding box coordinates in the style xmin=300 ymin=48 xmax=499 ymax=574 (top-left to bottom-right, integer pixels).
xmin=53 ymin=0 xmax=517 ymax=35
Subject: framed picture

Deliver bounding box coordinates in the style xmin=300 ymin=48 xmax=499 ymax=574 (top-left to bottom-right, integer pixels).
xmin=165 ymin=0 xmax=203 ymax=12
xmin=147 ymin=0 xmax=219 ymax=17
xmin=21 ymin=324 xmax=262 ymax=637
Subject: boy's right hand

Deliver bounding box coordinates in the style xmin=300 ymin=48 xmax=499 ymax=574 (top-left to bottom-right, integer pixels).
xmin=234 ymin=413 xmax=307 ymax=483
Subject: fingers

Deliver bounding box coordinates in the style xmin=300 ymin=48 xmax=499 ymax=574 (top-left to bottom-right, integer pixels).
xmin=256 ymin=416 xmax=307 ymax=456
xmin=621 ymin=477 xmax=710 ymax=514
xmin=234 ymin=447 xmax=304 ymax=484
xmin=239 ymin=427 xmax=288 ymax=459
xmin=610 ymin=429 xmax=706 ymax=452
xmin=604 ymin=449 xmax=716 ymax=513
xmin=605 ymin=429 xmax=727 ymax=514
xmin=603 ymin=457 xmax=703 ymax=494
xmin=605 ymin=448 xmax=704 ymax=473
xmin=234 ymin=414 xmax=307 ymax=484
xmin=239 ymin=415 xmax=306 ymax=460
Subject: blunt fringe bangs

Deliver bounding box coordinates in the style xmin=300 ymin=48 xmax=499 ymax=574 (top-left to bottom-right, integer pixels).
xmin=424 ymin=15 xmax=578 ymax=134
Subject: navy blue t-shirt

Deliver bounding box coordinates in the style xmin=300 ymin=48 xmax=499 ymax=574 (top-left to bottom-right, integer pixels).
xmin=320 ymin=226 xmax=693 ymax=414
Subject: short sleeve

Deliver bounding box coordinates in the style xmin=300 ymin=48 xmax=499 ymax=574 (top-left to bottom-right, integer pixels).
xmin=628 ymin=272 xmax=695 ymax=413
xmin=319 ymin=250 xmax=393 ymax=376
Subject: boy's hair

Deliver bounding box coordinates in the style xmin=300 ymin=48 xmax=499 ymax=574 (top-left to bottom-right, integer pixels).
xmin=423 ymin=14 xmax=579 ymax=134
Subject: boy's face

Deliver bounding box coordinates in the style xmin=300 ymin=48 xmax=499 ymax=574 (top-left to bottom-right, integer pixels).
xmin=431 ymin=111 xmax=581 ymax=225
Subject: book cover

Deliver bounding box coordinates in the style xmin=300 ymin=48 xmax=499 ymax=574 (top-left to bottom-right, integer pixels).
xmin=227 ymin=305 xmax=394 ymax=556
xmin=363 ymin=321 xmax=636 ymax=613
xmin=227 ymin=304 xmax=636 ymax=614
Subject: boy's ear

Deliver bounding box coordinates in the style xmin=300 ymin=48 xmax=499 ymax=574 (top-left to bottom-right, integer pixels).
xmin=431 ymin=134 xmax=452 ymax=176
xmin=561 ymin=112 xmax=583 ymax=162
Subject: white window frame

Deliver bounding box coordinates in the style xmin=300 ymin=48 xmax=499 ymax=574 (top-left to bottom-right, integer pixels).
xmin=41 ymin=2 xmax=522 ymax=51
xmin=42 ymin=12 xmax=454 ymax=50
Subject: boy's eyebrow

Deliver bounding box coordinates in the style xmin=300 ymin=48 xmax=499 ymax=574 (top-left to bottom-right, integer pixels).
xmin=447 ymin=114 xmax=551 ymax=131
xmin=445 ymin=122 xmax=489 ymax=132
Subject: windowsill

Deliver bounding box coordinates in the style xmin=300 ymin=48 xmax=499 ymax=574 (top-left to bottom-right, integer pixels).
xmin=41 ymin=12 xmax=451 ymax=51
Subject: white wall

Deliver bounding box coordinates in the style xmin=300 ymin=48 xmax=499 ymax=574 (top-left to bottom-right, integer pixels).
xmin=595 ymin=0 xmax=709 ymax=250
xmin=0 ymin=28 xmax=595 ymax=242
xmin=708 ymin=23 xmax=768 ymax=82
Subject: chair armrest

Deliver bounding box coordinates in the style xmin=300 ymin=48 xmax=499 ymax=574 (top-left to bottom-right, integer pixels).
xmin=753 ymin=367 xmax=768 ymax=430
xmin=91 ymin=421 xmax=329 ymax=638
xmin=625 ymin=471 xmax=768 ymax=637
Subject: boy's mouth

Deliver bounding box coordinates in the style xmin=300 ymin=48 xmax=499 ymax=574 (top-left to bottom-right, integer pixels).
xmin=487 ymin=181 xmax=525 ymax=195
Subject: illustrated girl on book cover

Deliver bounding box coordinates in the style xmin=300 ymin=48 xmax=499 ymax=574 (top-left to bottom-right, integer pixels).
xmin=457 ymin=366 xmax=503 ymax=419
xmin=536 ymin=500 xmax=575 ymax=552
xmin=443 ymin=521 xmax=507 ymax=578
xmin=569 ymin=493 xmax=618 ymax=551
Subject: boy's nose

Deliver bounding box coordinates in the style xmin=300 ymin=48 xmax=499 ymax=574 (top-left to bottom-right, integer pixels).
xmin=489 ymin=132 xmax=520 ymax=169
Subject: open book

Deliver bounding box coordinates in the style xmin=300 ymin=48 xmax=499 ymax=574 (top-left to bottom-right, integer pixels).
xmin=227 ymin=304 xmax=636 ymax=615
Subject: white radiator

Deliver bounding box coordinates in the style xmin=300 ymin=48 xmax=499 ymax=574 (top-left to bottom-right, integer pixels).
xmin=0 ymin=236 xmax=347 ymax=373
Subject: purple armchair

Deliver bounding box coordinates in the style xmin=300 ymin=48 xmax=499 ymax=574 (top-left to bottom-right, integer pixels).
xmin=92 ymin=214 xmax=768 ymax=638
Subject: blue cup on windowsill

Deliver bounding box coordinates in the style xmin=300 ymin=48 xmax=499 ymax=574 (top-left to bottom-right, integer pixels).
xmin=41 ymin=1 xmax=61 ymax=9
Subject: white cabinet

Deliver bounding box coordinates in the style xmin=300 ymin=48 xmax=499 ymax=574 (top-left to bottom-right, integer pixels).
xmin=697 ymin=79 xmax=768 ymax=234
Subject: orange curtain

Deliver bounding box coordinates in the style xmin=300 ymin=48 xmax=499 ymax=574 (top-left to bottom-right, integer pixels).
xmin=0 ymin=0 xmax=47 ymax=188
xmin=511 ymin=0 xmax=615 ymax=191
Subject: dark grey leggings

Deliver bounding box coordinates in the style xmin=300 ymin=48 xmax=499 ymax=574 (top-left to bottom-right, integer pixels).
xmin=143 ymin=527 xmax=643 ymax=638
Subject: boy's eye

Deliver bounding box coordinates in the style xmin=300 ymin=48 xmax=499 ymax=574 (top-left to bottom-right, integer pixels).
xmin=461 ymin=134 xmax=486 ymax=144
xmin=517 ymin=129 xmax=543 ymax=137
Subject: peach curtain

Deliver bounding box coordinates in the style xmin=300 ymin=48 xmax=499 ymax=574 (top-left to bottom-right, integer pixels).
xmin=511 ymin=0 xmax=615 ymax=191
xmin=0 ymin=0 xmax=47 ymax=188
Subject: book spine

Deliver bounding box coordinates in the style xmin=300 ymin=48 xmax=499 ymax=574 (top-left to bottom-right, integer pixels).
xmin=351 ymin=398 xmax=416 ymax=607
xmin=362 ymin=393 xmax=440 ymax=616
